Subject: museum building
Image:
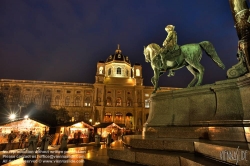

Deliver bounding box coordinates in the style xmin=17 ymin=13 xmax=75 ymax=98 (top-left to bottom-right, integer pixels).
xmin=0 ymin=46 xmax=179 ymax=131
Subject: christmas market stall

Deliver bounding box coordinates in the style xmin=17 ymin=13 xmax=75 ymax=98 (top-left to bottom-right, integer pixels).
xmin=94 ymin=122 xmax=125 ymax=141
xmin=0 ymin=118 xmax=50 ymax=150
xmin=54 ymin=121 xmax=94 ymax=144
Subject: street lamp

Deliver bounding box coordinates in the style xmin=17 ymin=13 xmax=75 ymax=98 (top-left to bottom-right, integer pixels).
xmin=24 ymin=115 xmax=28 ymax=119
xmin=9 ymin=114 xmax=16 ymax=121
xmin=89 ymin=119 xmax=92 ymax=125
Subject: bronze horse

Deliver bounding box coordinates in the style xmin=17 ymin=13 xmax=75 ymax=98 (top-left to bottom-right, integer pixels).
xmin=144 ymin=41 xmax=225 ymax=93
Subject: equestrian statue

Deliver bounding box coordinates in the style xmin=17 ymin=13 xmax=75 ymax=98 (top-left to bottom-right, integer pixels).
xmin=144 ymin=25 xmax=225 ymax=93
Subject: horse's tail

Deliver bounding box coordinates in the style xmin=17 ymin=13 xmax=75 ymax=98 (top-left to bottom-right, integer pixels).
xmin=199 ymin=41 xmax=225 ymax=69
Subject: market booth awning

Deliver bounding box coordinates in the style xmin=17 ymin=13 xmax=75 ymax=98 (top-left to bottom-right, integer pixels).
xmin=94 ymin=122 xmax=125 ymax=138
xmin=94 ymin=122 xmax=125 ymax=129
xmin=57 ymin=121 xmax=94 ymax=129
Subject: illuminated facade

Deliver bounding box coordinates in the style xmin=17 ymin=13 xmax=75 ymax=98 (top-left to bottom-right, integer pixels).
xmin=0 ymin=46 xmax=179 ymax=130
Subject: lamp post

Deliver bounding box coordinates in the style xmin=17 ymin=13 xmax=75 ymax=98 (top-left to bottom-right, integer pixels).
xmin=18 ymin=102 xmax=24 ymax=118
xmin=89 ymin=119 xmax=92 ymax=125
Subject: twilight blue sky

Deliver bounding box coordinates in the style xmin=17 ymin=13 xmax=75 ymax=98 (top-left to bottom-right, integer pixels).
xmin=0 ymin=0 xmax=249 ymax=88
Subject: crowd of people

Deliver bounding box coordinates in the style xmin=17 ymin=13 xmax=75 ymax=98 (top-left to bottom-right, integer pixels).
xmin=5 ymin=130 xmax=42 ymax=151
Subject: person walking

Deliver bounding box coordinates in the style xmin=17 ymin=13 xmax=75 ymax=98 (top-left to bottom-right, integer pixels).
xmin=77 ymin=131 xmax=82 ymax=145
xmin=74 ymin=132 xmax=78 ymax=145
xmin=18 ymin=131 xmax=27 ymax=149
xmin=6 ymin=131 xmax=15 ymax=151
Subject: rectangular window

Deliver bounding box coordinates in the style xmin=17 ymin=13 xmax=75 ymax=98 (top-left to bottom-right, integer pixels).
xmin=77 ymin=91 xmax=81 ymax=94
xmin=57 ymin=90 xmax=61 ymax=92
xmin=67 ymin=91 xmax=71 ymax=93
xmin=145 ymin=99 xmax=150 ymax=108
xmin=65 ymin=99 xmax=70 ymax=106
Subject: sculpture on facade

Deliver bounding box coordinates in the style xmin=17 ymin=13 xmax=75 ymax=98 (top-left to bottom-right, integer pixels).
xmin=144 ymin=32 xmax=225 ymax=93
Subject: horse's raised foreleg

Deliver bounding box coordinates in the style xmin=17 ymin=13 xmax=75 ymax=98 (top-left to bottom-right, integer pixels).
xmin=186 ymin=65 xmax=198 ymax=87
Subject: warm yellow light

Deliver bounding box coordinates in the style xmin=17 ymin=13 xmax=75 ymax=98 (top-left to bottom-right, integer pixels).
xmin=9 ymin=114 xmax=16 ymax=120
xmin=74 ymin=122 xmax=82 ymax=127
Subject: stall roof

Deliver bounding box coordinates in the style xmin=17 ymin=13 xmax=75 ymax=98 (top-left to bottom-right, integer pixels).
xmin=0 ymin=117 xmax=51 ymax=127
xmin=57 ymin=121 xmax=94 ymax=129
xmin=0 ymin=118 xmax=24 ymax=126
xmin=94 ymin=122 xmax=125 ymax=129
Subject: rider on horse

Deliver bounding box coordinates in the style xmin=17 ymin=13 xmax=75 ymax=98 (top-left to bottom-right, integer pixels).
xmin=159 ymin=25 xmax=178 ymax=73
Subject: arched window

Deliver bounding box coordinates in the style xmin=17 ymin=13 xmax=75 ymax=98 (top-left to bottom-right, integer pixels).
xmin=74 ymin=112 xmax=79 ymax=121
xmin=84 ymin=112 xmax=90 ymax=121
xmin=116 ymin=97 xmax=122 ymax=106
xmin=2 ymin=93 xmax=7 ymax=103
xmin=108 ymin=68 xmax=111 ymax=76
xmin=127 ymin=97 xmax=132 ymax=107
xmin=125 ymin=113 xmax=133 ymax=129
xmin=115 ymin=112 xmax=123 ymax=123
xmin=13 ymin=94 xmax=19 ymax=103
xmin=44 ymin=95 xmax=51 ymax=105
xmin=84 ymin=97 xmax=91 ymax=106
xmin=55 ymin=96 xmax=60 ymax=106
xmin=104 ymin=112 xmax=112 ymax=122
xmin=99 ymin=67 xmax=103 ymax=74
xmin=136 ymin=69 xmax=140 ymax=76
xmin=117 ymin=67 xmax=121 ymax=74
xmin=34 ymin=95 xmax=40 ymax=105
xmin=75 ymin=96 xmax=81 ymax=106
xmin=106 ymin=97 xmax=112 ymax=106
xmin=65 ymin=96 xmax=70 ymax=106
xmin=23 ymin=94 xmax=30 ymax=104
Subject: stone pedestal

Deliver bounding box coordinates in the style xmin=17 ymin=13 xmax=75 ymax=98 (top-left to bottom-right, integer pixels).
xmin=107 ymin=74 xmax=250 ymax=166
xmin=144 ymin=73 xmax=250 ymax=143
